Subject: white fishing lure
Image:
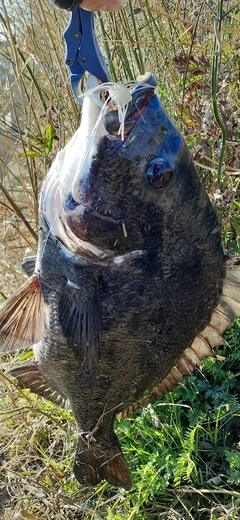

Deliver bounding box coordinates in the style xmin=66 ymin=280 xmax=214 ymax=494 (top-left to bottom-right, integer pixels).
xmin=79 ymin=79 xmax=133 ymax=141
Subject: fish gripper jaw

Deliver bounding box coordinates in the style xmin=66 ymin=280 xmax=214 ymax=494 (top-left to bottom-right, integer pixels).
xmin=63 ymin=8 xmax=110 ymax=103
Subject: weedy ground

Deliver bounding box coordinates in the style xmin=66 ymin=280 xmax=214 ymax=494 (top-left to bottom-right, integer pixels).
xmin=0 ymin=0 xmax=240 ymax=518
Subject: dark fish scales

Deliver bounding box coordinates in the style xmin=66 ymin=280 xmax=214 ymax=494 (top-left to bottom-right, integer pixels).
xmin=0 ymin=72 xmax=240 ymax=490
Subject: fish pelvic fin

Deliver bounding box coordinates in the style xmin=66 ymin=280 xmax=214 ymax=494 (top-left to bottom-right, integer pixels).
xmin=58 ymin=280 xmax=101 ymax=370
xmin=74 ymin=436 xmax=132 ymax=490
xmin=0 ymin=275 xmax=44 ymax=352
xmin=8 ymin=361 xmax=67 ymax=407
xmin=120 ymin=254 xmax=240 ymax=419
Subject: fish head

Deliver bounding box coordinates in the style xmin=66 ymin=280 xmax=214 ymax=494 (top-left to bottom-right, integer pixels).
xmin=43 ymin=72 xmax=210 ymax=256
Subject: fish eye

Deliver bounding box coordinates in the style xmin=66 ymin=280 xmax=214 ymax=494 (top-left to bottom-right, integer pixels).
xmin=146 ymin=158 xmax=173 ymax=188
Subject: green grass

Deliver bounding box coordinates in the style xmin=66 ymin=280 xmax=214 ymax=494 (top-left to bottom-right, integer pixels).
xmin=0 ymin=0 xmax=240 ymax=518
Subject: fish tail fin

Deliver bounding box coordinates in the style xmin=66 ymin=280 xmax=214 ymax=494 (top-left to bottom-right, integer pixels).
xmin=99 ymin=450 xmax=132 ymax=490
xmin=74 ymin=437 xmax=132 ymax=490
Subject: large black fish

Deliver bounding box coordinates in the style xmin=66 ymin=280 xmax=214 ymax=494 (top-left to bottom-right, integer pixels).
xmin=0 ymin=73 xmax=239 ymax=490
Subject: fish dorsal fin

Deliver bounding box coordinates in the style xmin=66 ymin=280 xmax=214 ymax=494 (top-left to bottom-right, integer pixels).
xmin=0 ymin=275 xmax=44 ymax=352
xmin=8 ymin=362 xmax=67 ymax=407
xmin=119 ymin=255 xmax=240 ymax=419
xmin=58 ymin=279 xmax=101 ymax=370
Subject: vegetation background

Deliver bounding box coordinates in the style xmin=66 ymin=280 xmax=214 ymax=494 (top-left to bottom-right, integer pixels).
xmin=0 ymin=0 xmax=240 ymax=518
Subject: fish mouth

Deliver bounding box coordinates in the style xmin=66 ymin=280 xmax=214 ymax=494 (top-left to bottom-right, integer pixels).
xmin=104 ymin=72 xmax=157 ymax=139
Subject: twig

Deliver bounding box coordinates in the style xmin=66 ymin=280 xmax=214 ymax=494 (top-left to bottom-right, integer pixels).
xmin=180 ymin=2 xmax=203 ymax=130
xmin=166 ymin=487 xmax=240 ymax=496
xmin=211 ymin=1 xmax=227 ymax=184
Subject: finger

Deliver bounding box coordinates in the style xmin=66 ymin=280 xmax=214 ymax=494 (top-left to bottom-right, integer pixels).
xmin=81 ymin=0 xmax=123 ymax=12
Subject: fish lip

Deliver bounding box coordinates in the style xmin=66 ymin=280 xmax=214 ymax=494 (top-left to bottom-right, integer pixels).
xmin=104 ymin=77 xmax=156 ymax=138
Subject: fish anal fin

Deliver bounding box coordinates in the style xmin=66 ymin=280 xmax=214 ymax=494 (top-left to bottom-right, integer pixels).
xmin=8 ymin=362 xmax=66 ymax=407
xmin=0 ymin=275 xmax=44 ymax=352
xmin=58 ymin=280 xmax=101 ymax=369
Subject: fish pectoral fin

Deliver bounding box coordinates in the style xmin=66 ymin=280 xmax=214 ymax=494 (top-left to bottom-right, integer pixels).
xmin=74 ymin=441 xmax=132 ymax=490
xmin=58 ymin=282 xmax=101 ymax=368
xmin=8 ymin=361 xmax=67 ymax=407
xmin=0 ymin=275 xmax=44 ymax=352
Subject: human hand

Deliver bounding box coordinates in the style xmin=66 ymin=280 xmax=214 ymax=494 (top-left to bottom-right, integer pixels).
xmin=80 ymin=0 xmax=123 ymax=11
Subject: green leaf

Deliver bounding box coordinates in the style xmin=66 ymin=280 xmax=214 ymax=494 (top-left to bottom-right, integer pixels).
xmin=44 ymin=123 xmax=54 ymax=156
xmin=20 ymin=150 xmax=42 ymax=157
